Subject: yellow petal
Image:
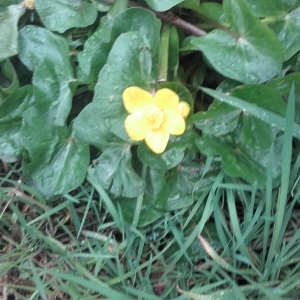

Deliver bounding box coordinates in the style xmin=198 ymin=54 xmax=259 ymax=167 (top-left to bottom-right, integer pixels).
xmin=177 ymin=101 xmax=190 ymax=118
xmin=163 ymin=109 xmax=186 ymax=135
xmin=153 ymin=88 xmax=179 ymax=110
xmin=122 ymin=86 xmax=152 ymax=113
xmin=124 ymin=112 xmax=146 ymax=141
xmin=145 ymin=130 xmax=169 ymax=154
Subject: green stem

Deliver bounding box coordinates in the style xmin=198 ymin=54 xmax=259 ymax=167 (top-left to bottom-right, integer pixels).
xmin=132 ymin=164 xmax=147 ymax=227
xmin=158 ymin=24 xmax=170 ymax=82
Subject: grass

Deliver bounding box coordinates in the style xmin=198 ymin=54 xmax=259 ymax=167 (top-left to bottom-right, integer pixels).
xmin=0 ymin=89 xmax=300 ymax=299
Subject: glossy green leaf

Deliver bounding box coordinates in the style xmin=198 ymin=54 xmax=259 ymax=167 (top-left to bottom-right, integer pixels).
xmin=88 ymin=145 xmax=145 ymax=198
xmin=35 ymin=0 xmax=97 ymax=33
xmin=246 ymin=0 xmax=300 ymax=17
xmin=0 ymin=59 xmax=20 ymax=104
xmin=0 ymin=5 xmax=25 ymax=61
xmin=0 ymin=86 xmax=32 ymax=162
xmin=151 ymin=152 xmax=203 ymax=211
xmin=23 ymin=135 xmax=89 ymax=199
xmin=76 ymin=17 xmax=113 ymax=85
xmin=267 ymin=73 xmax=300 ymax=123
xmin=269 ymin=7 xmax=300 ymax=60
xmin=18 ymin=25 xmax=71 ymax=72
xmin=111 ymin=8 xmax=161 ymax=80
xmin=76 ymin=32 xmax=152 ymax=142
xmin=182 ymin=0 xmax=283 ymax=84
xmin=32 ymin=58 xmax=74 ymax=126
xmin=144 ymin=0 xmax=184 ymax=12
xmin=201 ymin=87 xmax=300 ymax=139
xmin=72 ymin=104 xmax=120 ymax=149
xmin=231 ymin=84 xmax=286 ymax=116
xmin=138 ymin=142 xmax=185 ymax=171
xmin=21 ymin=106 xmax=65 ymax=160
xmin=193 ymin=102 xmax=240 ymax=136
xmin=244 ymin=1 xmax=300 ymax=60
xmin=196 ymin=133 xmax=283 ymax=186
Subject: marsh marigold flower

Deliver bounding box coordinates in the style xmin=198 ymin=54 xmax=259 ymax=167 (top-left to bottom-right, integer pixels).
xmin=122 ymin=86 xmax=190 ymax=154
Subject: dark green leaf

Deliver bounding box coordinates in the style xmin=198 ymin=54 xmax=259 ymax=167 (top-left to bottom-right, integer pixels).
xmin=88 ymin=145 xmax=145 ymax=198
xmin=21 ymin=105 xmax=65 ymax=159
xmin=246 ymin=0 xmax=300 ymax=17
xmin=76 ymin=31 xmax=153 ymax=142
xmin=196 ymin=133 xmax=283 ymax=186
xmin=151 ymin=152 xmax=203 ymax=211
xmin=23 ymin=135 xmax=89 ymax=199
xmin=35 ymin=0 xmax=97 ymax=33
xmin=72 ymin=104 xmax=120 ymax=149
xmin=201 ymin=87 xmax=300 ymax=139
xmin=267 ymin=73 xmax=300 ymax=123
xmin=112 ymin=8 xmax=161 ymax=80
xmin=0 ymin=86 xmax=33 ymax=162
xmin=0 ymin=59 xmax=20 ymax=104
xmin=193 ymin=102 xmax=240 ymax=136
xmin=76 ymin=17 xmax=113 ymax=85
xmin=18 ymin=25 xmax=71 ymax=71
xmin=138 ymin=142 xmax=185 ymax=171
xmin=0 ymin=5 xmax=25 ymax=61
xmin=32 ymin=58 xmax=74 ymax=126
xmin=269 ymin=7 xmax=300 ymax=60
xmin=182 ymin=0 xmax=283 ymax=83
xmin=231 ymin=84 xmax=286 ymax=116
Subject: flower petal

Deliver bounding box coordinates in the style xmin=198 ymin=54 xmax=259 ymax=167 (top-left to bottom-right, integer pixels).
xmin=124 ymin=112 xmax=146 ymax=141
xmin=177 ymin=101 xmax=190 ymax=119
xmin=123 ymin=86 xmax=152 ymax=113
xmin=145 ymin=130 xmax=169 ymax=154
xmin=163 ymin=109 xmax=186 ymax=135
xmin=153 ymin=88 xmax=179 ymax=110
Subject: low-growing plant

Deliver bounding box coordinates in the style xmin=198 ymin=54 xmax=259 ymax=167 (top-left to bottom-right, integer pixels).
xmin=0 ymin=0 xmax=300 ymax=299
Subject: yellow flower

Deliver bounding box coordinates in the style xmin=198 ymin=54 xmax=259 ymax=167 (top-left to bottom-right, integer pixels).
xmin=23 ymin=0 xmax=35 ymax=9
xmin=122 ymin=86 xmax=190 ymax=154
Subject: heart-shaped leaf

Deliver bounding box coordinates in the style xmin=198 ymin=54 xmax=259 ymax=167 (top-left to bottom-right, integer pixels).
xmin=269 ymin=7 xmax=300 ymax=60
xmin=35 ymin=0 xmax=97 ymax=33
xmin=196 ymin=133 xmax=283 ymax=186
xmin=182 ymin=0 xmax=283 ymax=84
xmin=18 ymin=25 xmax=71 ymax=72
xmin=23 ymin=135 xmax=89 ymax=199
xmin=88 ymin=145 xmax=145 ymax=198
xmin=111 ymin=8 xmax=161 ymax=80
xmin=150 ymin=152 xmax=203 ymax=211
xmin=193 ymin=102 xmax=240 ymax=136
xmin=75 ymin=31 xmax=153 ymax=142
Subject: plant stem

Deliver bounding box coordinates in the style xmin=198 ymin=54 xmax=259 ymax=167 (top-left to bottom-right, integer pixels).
xmin=158 ymin=24 xmax=170 ymax=82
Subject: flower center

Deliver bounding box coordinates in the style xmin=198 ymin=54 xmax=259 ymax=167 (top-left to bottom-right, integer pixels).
xmin=143 ymin=104 xmax=164 ymax=129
